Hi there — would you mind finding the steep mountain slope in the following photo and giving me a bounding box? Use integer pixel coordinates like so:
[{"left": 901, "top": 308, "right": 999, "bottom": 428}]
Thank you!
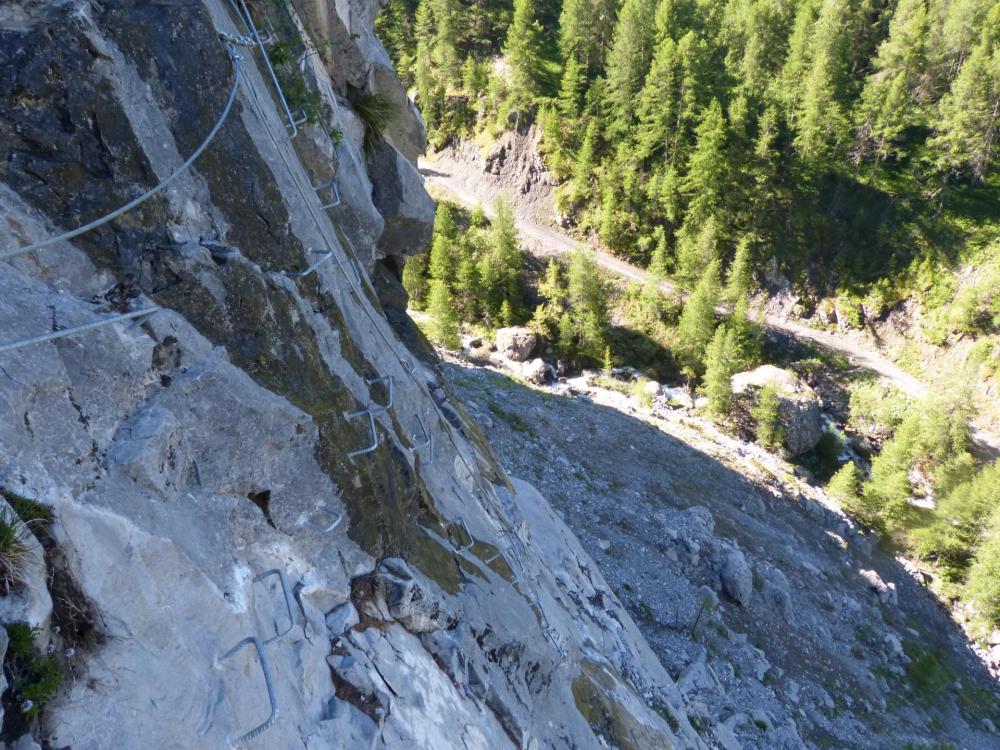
[
  {"left": 0, "top": 1, "right": 703, "bottom": 747},
  {"left": 448, "top": 359, "right": 1000, "bottom": 749}
]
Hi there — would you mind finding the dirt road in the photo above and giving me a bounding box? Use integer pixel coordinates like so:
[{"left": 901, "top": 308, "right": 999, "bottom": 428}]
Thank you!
[{"left": 421, "top": 160, "right": 999, "bottom": 454}]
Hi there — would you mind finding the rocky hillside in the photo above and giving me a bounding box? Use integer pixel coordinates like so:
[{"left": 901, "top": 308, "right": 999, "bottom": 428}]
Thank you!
[
  {"left": 0, "top": 1, "right": 704, "bottom": 748},
  {"left": 448, "top": 354, "right": 1000, "bottom": 750}
]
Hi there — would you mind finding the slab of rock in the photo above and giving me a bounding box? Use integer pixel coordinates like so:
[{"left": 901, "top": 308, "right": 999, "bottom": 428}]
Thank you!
[
  {"left": 731, "top": 365, "right": 823, "bottom": 455},
  {"left": 495, "top": 327, "right": 537, "bottom": 362},
  {"left": 368, "top": 140, "right": 435, "bottom": 258}
]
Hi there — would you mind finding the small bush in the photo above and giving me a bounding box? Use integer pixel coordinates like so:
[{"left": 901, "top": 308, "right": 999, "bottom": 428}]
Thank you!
[
  {"left": 353, "top": 92, "right": 400, "bottom": 152},
  {"left": 4, "top": 623, "right": 62, "bottom": 720},
  {"left": 0, "top": 489, "right": 53, "bottom": 528},
  {"left": 0, "top": 506, "right": 32, "bottom": 595}
]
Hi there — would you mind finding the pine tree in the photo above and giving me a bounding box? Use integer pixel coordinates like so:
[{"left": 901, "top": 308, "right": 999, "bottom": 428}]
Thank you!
[
  {"left": 431, "top": 0, "right": 462, "bottom": 88},
  {"left": 855, "top": 0, "right": 931, "bottom": 162},
  {"left": 538, "top": 259, "right": 567, "bottom": 304},
  {"left": 556, "top": 311, "right": 577, "bottom": 359},
  {"left": 724, "top": 236, "right": 753, "bottom": 302},
  {"left": 648, "top": 226, "right": 670, "bottom": 277},
  {"left": 559, "top": 53, "right": 588, "bottom": 123},
  {"left": 677, "top": 258, "right": 721, "bottom": 376},
  {"left": 572, "top": 120, "right": 600, "bottom": 202},
  {"left": 504, "top": 0, "right": 545, "bottom": 102},
  {"left": 675, "top": 101, "right": 729, "bottom": 265},
  {"left": 604, "top": 0, "right": 657, "bottom": 136},
  {"left": 479, "top": 197, "right": 524, "bottom": 320},
  {"left": 752, "top": 383, "right": 785, "bottom": 449},
  {"left": 931, "top": 12, "right": 1000, "bottom": 182},
  {"left": 828, "top": 461, "right": 861, "bottom": 506},
  {"left": 676, "top": 215, "right": 721, "bottom": 286},
  {"left": 730, "top": 296, "right": 762, "bottom": 369},
  {"left": 402, "top": 253, "right": 430, "bottom": 310},
  {"left": 433, "top": 202, "right": 458, "bottom": 239},
  {"left": 455, "top": 241, "right": 482, "bottom": 321},
  {"left": 428, "top": 233, "right": 453, "bottom": 281},
  {"left": 414, "top": 0, "right": 437, "bottom": 114},
  {"left": 428, "top": 278, "right": 460, "bottom": 348},
  {"left": 702, "top": 324, "right": 739, "bottom": 418},
  {"left": 791, "top": 0, "right": 858, "bottom": 163}
]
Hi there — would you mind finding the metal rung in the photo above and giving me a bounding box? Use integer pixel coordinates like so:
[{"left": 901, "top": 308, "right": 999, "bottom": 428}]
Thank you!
[
  {"left": 485, "top": 546, "right": 523, "bottom": 585},
  {"left": 344, "top": 408, "right": 379, "bottom": 458},
  {"left": 302, "top": 504, "right": 343, "bottom": 534},
  {"left": 284, "top": 249, "right": 333, "bottom": 279},
  {"left": 410, "top": 414, "right": 434, "bottom": 465},
  {"left": 253, "top": 569, "right": 295, "bottom": 644},
  {"left": 446, "top": 517, "right": 474, "bottom": 552},
  {"left": 364, "top": 375, "right": 394, "bottom": 414},
  {"left": 533, "top": 595, "right": 567, "bottom": 659},
  {"left": 217, "top": 636, "right": 278, "bottom": 746},
  {"left": 0, "top": 306, "right": 160, "bottom": 354},
  {"left": 234, "top": 0, "right": 303, "bottom": 139},
  {"left": 314, "top": 180, "right": 342, "bottom": 209}
]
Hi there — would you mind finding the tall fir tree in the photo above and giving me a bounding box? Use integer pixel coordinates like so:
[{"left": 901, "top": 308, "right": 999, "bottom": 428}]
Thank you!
[
  {"left": 604, "top": 0, "right": 658, "bottom": 137},
  {"left": 855, "top": 0, "right": 931, "bottom": 162},
  {"left": 931, "top": 9, "right": 1000, "bottom": 182},
  {"left": 702, "top": 324, "right": 740, "bottom": 417},
  {"left": 504, "top": 0, "right": 546, "bottom": 102},
  {"left": 428, "top": 278, "right": 461, "bottom": 348},
  {"left": 677, "top": 258, "right": 722, "bottom": 376}
]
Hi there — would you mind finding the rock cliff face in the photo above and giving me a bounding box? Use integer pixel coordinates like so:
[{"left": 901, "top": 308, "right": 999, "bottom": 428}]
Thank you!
[{"left": 0, "top": 1, "right": 702, "bottom": 748}]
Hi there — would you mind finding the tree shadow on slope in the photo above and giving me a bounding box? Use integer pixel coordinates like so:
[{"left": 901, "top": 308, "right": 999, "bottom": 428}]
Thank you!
[{"left": 445, "top": 363, "right": 1000, "bottom": 750}]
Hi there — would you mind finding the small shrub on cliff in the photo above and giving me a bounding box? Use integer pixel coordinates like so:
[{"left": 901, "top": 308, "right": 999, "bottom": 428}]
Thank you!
[
  {"left": 0, "top": 506, "right": 31, "bottom": 595},
  {"left": 4, "top": 623, "right": 62, "bottom": 720},
  {"left": 353, "top": 92, "right": 400, "bottom": 152}
]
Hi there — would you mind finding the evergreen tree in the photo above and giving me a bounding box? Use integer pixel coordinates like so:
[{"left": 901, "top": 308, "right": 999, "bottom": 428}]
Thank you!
[
  {"left": 828, "top": 461, "right": 861, "bottom": 506},
  {"left": 504, "top": 0, "right": 546, "bottom": 102},
  {"left": 428, "top": 278, "right": 460, "bottom": 348},
  {"left": 730, "top": 296, "right": 763, "bottom": 369},
  {"left": 402, "top": 253, "right": 430, "bottom": 310},
  {"left": 677, "top": 258, "right": 721, "bottom": 376},
  {"left": 752, "top": 383, "right": 785, "bottom": 449},
  {"left": 676, "top": 101, "right": 729, "bottom": 256},
  {"left": 455, "top": 241, "right": 482, "bottom": 320},
  {"left": 648, "top": 226, "right": 671, "bottom": 277},
  {"left": 702, "top": 324, "right": 739, "bottom": 417},
  {"left": 434, "top": 202, "right": 458, "bottom": 239},
  {"left": 556, "top": 311, "right": 577, "bottom": 358},
  {"left": 558, "top": 53, "right": 588, "bottom": 123},
  {"left": 855, "top": 0, "right": 931, "bottom": 162},
  {"left": 791, "top": 0, "right": 860, "bottom": 163},
  {"left": 431, "top": 0, "right": 462, "bottom": 88},
  {"left": 479, "top": 197, "right": 524, "bottom": 320},
  {"left": 931, "top": 12, "right": 1000, "bottom": 182},
  {"left": 724, "top": 236, "right": 753, "bottom": 302},
  {"left": 604, "top": 0, "right": 658, "bottom": 136},
  {"left": 428, "top": 233, "right": 454, "bottom": 281},
  {"left": 676, "top": 215, "right": 721, "bottom": 286}
]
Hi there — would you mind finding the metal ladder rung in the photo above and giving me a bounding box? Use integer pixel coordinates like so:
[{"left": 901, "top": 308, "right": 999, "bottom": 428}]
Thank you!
[
  {"left": 253, "top": 569, "right": 296, "bottom": 644},
  {"left": 216, "top": 635, "right": 278, "bottom": 745}
]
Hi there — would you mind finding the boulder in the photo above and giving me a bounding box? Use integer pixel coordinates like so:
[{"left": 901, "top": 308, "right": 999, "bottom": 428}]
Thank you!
[
  {"left": 368, "top": 140, "right": 435, "bottom": 258},
  {"left": 860, "top": 569, "right": 898, "bottom": 607},
  {"left": 720, "top": 548, "right": 753, "bottom": 607},
  {"left": 522, "top": 358, "right": 554, "bottom": 385},
  {"left": 731, "top": 365, "right": 824, "bottom": 455},
  {"left": 495, "top": 327, "right": 538, "bottom": 362}
]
